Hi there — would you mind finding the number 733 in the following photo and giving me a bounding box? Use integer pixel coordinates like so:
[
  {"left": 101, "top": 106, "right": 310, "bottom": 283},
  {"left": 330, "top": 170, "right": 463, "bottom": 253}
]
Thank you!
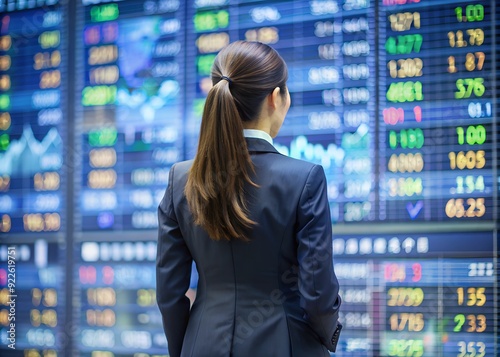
[{"left": 454, "top": 314, "right": 486, "bottom": 332}]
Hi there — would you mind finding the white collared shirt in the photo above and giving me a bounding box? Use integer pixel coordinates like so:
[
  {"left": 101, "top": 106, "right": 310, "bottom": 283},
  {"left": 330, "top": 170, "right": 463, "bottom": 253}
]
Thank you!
[{"left": 243, "top": 129, "right": 273, "bottom": 145}]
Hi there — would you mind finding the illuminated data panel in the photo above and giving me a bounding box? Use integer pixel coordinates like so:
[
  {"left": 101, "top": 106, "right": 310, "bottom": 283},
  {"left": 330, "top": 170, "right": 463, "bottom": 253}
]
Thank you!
[
  {"left": 381, "top": 258, "right": 495, "bottom": 357},
  {"left": 0, "top": 242, "right": 65, "bottom": 356},
  {"left": 66, "top": 2, "right": 497, "bottom": 357},
  {"left": 184, "top": 0, "right": 230, "bottom": 157},
  {"left": 331, "top": 231, "right": 495, "bottom": 356},
  {"left": 0, "top": 1, "right": 65, "bottom": 234},
  {"left": 273, "top": 0, "right": 375, "bottom": 224},
  {"left": 185, "top": 0, "right": 376, "bottom": 223},
  {"left": 378, "top": 0, "right": 495, "bottom": 222},
  {"left": 496, "top": 2, "right": 500, "bottom": 221},
  {"left": 78, "top": 0, "right": 185, "bottom": 231},
  {"left": 75, "top": 241, "right": 167, "bottom": 356}
]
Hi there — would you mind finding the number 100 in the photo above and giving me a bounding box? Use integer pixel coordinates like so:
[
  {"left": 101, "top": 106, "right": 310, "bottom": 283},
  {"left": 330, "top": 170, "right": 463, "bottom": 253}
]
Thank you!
[{"left": 456, "top": 125, "right": 486, "bottom": 145}]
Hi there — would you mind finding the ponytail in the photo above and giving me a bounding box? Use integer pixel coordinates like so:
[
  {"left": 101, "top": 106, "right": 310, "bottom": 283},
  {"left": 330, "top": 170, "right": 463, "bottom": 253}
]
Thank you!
[
  {"left": 185, "top": 77, "right": 257, "bottom": 241},
  {"left": 185, "top": 41, "right": 288, "bottom": 241}
]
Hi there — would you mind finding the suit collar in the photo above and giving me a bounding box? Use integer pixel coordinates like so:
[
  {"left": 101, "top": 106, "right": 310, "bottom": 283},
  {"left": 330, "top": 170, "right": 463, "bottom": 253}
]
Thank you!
[
  {"left": 243, "top": 129, "right": 273, "bottom": 145},
  {"left": 245, "top": 137, "right": 280, "bottom": 154}
]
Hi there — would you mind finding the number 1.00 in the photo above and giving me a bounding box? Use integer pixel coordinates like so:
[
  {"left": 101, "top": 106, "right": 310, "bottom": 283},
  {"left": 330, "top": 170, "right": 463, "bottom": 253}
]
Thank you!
[{"left": 456, "top": 125, "right": 486, "bottom": 145}]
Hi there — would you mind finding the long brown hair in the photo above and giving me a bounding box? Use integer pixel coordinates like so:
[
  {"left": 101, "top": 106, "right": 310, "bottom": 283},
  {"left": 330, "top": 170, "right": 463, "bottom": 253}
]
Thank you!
[{"left": 185, "top": 41, "right": 288, "bottom": 241}]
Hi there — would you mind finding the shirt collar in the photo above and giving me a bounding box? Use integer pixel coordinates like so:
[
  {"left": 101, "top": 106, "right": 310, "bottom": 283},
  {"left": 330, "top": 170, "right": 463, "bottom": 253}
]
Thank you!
[{"left": 243, "top": 129, "right": 273, "bottom": 146}]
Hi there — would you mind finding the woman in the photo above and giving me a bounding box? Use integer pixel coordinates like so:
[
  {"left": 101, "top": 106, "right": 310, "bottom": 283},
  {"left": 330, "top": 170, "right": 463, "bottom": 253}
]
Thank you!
[{"left": 156, "top": 41, "right": 342, "bottom": 357}]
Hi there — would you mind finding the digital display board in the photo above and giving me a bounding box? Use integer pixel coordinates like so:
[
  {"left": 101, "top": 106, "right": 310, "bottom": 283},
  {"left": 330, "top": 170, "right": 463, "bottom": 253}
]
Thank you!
[
  {"left": 75, "top": 240, "right": 167, "bottom": 356},
  {"left": 185, "top": 0, "right": 377, "bottom": 223},
  {"left": 0, "top": 241, "right": 65, "bottom": 356},
  {"left": 378, "top": 0, "right": 496, "bottom": 223},
  {"left": 77, "top": 0, "right": 185, "bottom": 231},
  {"left": 0, "top": 2, "right": 67, "bottom": 354},
  {"left": 332, "top": 232, "right": 495, "bottom": 356},
  {"left": 74, "top": 0, "right": 499, "bottom": 229},
  {"left": 0, "top": 0, "right": 498, "bottom": 356},
  {"left": 0, "top": 0, "right": 65, "bottom": 234}
]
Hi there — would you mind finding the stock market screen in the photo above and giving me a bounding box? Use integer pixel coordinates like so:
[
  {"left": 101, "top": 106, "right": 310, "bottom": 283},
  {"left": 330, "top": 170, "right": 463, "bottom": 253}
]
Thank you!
[
  {"left": 0, "top": 1, "right": 66, "bottom": 355},
  {"left": 77, "top": 0, "right": 186, "bottom": 231},
  {"left": 379, "top": 1, "right": 496, "bottom": 223},
  {"left": 0, "top": 241, "right": 65, "bottom": 355},
  {"left": 0, "top": 0, "right": 498, "bottom": 356},
  {"left": 0, "top": 0, "right": 65, "bottom": 235}
]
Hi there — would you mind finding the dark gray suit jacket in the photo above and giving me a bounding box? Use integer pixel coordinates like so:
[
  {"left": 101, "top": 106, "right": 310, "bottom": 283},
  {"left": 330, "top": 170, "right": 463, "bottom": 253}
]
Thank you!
[{"left": 156, "top": 138, "right": 342, "bottom": 357}]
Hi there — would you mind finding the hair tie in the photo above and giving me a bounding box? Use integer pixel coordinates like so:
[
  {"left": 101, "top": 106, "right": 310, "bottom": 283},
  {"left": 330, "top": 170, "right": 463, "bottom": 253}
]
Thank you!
[{"left": 220, "top": 75, "right": 232, "bottom": 84}]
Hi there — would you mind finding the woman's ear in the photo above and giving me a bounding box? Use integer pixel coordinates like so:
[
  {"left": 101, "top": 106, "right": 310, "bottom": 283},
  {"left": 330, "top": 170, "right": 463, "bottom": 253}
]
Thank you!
[{"left": 268, "top": 87, "right": 282, "bottom": 109}]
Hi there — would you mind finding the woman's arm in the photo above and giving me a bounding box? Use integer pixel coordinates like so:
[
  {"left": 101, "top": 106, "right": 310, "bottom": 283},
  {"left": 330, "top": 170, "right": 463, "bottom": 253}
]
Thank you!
[
  {"left": 156, "top": 164, "right": 193, "bottom": 357},
  {"left": 296, "top": 164, "right": 342, "bottom": 352}
]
